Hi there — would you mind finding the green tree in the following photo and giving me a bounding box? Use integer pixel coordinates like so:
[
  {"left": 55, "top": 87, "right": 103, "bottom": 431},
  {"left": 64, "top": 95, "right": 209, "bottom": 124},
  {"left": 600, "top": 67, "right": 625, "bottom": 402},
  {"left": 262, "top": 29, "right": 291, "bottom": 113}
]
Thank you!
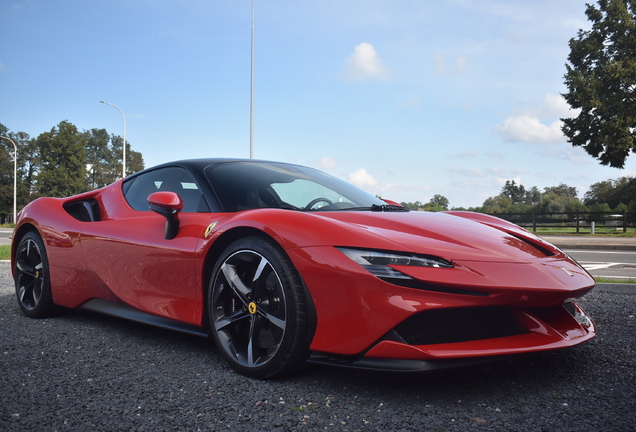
[
  {"left": 401, "top": 195, "right": 450, "bottom": 212},
  {"left": 400, "top": 200, "right": 424, "bottom": 210},
  {"left": 85, "top": 128, "right": 116, "bottom": 189},
  {"left": 561, "top": 0, "right": 636, "bottom": 168},
  {"left": 481, "top": 195, "right": 513, "bottom": 213},
  {"left": 0, "top": 124, "right": 38, "bottom": 220},
  {"left": 500, "top": 180, "right": 526, "bottom": 204},
  {"left": 0, "top": 124, "right": 14, "bottom": 219},
  {"left": 36, "top": 121, "right": 87, "bottom": 197},
  {"left": 109, "top": 134, "right": 145, "bottom": 178},
  {"left": 428, "top": 194, "right": 449, "bottom": 211},
  {"left": 543, "top": 183, "right": 578, "bottom": 199},
  {"left": 585, "top": 176, "right": 636, "bottom": 209},
  {"left": 85, "top": 130, "right": 145, "bottom": 188},
  {"left": 524, "top": 186, "right": 542, "bottom": 205},
  {"left": 17, "top": 134, "right": 42, "bottom": 200}
]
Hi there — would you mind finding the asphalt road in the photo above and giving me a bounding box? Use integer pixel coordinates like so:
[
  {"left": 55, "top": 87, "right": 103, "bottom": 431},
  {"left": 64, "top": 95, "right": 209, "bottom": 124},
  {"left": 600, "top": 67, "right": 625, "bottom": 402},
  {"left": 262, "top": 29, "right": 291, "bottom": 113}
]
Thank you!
[
  {"left": 0, "top": 262, "right": 635, "bottom": 432},
  {"left": 566, "top": 250, "right": 636, "bottom": 280},
  {"left": 0, "top": 229, "right": 11, "bottom": 246}
]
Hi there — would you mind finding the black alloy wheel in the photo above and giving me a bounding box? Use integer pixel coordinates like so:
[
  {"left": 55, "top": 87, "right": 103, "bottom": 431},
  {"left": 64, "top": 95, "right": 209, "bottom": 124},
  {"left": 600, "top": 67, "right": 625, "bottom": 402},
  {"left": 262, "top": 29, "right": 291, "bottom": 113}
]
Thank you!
[
  {"left": 14, "top": 231, "right": 55, "bottom": 318},
  {"left": 208, "top": 236, "right": 309, "bottom": 379}
]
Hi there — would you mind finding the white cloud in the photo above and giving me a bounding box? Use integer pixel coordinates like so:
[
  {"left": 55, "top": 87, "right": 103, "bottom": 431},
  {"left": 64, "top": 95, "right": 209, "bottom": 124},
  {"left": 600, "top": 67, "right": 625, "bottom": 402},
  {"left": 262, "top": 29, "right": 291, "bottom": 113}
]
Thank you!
[
  {"left": 486, "top": 150, "right": 505, "bottom": 159},
  {"left": 494, "top": 94, "right": 581, "bottom": 144},
  {"left": 0, "top": 62, "right": 6, "bottom": 71},
  {"left": 347, "top": 168, "right": 379, "bottom": 187},
  {"left": 486, "top": 166, "right": 526, "bottom": 175},
  {"left": 541, "top": 93, "right": 573, "bottom": 118},
  {"left": 317, "top": 156, "right": 337, "bottom": 169},
  {"left": 534, "top": 146, "right": 593, "bottom": 165},
  {"left": 434, "top": 55, "right": 468, "bottom": 75},
  {"left": 343, "top": 43, "right": 389, "bottom": 81},
  {"left": 449, "top": 167, "right": 487, "bottom": 177},
  {"left": 396, "top": 96, "right": 420, "bottom": 109},
  {"left": 455, "top": 56, "right": 468, "bottom": 72},
  {"left": 449, "top": 150, "right": 477, "bottom": 158},
  {"left": 495, "top": 115, "right": 564, "bottom": 144}
]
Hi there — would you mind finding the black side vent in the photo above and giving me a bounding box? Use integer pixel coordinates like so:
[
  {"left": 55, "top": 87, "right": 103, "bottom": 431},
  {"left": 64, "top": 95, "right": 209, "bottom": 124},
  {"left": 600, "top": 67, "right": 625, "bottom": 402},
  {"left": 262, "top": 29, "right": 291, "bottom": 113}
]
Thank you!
[
  {"left": 385, "top": 306, "right": 528, "bottom": 346},
  {"left": 64, "top": 199, "right": 101, "bottom": 222}
]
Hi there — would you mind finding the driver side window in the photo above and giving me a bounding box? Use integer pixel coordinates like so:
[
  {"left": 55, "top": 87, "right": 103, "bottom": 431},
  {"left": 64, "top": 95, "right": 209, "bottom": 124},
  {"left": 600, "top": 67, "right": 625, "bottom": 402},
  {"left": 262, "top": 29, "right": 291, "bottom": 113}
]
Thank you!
[{"left": 123, "top": 167, "right": 210, "bottom": 212}]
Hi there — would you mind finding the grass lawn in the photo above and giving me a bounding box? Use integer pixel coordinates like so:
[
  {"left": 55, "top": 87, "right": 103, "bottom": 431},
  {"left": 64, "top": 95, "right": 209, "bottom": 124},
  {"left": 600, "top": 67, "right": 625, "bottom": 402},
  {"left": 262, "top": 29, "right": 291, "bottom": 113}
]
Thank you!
[
  {"left": 0, "top": 245, "right": 10, "bottom": 260},
  {"left": 594, "top": 276, "right": 636, "bottom": 284},
  {"left": 526, "top": 227, "right": 636, "bottom": 236}
]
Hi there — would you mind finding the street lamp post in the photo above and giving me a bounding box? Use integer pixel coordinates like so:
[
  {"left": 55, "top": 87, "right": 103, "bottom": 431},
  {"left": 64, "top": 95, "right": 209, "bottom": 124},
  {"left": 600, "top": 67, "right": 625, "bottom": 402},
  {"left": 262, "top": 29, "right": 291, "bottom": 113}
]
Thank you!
[
  {"left": 0, "top": 136, "right": 17, "bottom": 224},
  {"left": 250, "top": 0, "right": 255, "bottom": 159},
  {"left": 100, "top": 100, "right": 127, "bottom": 178}
]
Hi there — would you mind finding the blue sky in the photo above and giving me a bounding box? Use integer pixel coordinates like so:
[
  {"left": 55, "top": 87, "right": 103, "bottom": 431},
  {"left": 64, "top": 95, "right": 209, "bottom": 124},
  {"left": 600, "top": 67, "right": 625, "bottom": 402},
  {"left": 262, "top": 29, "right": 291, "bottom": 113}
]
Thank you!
[{"left": 1, "top": 0, "right": 634, "bottom": 208}]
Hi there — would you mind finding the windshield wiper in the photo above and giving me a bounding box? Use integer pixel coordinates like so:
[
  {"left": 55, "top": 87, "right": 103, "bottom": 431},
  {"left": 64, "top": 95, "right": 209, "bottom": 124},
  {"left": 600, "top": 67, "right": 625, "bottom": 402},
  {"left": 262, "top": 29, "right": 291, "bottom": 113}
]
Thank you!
[
  {"left": 333, "top": 204, "right": 409, "bottom": 212},
  {"left": 371, "top": 204, "right": 410, "bottom": 212}
]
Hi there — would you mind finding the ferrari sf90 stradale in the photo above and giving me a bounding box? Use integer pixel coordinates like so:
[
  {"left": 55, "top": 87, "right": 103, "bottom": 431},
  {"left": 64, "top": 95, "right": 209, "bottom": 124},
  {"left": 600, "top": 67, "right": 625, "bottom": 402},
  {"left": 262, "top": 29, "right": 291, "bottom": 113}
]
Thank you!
[{"left": 12, "top": 159, "right": 595, "bottom": 378}]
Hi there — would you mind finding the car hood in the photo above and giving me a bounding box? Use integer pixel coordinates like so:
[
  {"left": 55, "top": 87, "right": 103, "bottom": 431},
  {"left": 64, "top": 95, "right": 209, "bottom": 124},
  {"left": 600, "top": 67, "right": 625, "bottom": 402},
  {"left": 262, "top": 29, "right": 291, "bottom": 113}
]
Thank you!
[{"left": 314, "top": 211, "right": 558, "bottom": 263}]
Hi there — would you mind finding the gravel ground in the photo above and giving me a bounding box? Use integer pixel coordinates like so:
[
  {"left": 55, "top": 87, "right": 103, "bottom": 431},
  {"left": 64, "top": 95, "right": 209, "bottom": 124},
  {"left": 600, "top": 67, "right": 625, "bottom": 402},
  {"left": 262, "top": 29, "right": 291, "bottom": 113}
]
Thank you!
[{"left": 0, "top": 261, "right": 634, "bottom": 432}]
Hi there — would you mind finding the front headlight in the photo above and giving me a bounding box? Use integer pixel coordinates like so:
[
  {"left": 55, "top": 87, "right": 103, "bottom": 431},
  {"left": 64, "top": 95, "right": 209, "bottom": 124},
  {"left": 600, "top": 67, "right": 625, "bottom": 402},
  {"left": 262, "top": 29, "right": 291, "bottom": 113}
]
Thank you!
[{"left": 337, "top": 247, "right": 453, "bottom": 280}]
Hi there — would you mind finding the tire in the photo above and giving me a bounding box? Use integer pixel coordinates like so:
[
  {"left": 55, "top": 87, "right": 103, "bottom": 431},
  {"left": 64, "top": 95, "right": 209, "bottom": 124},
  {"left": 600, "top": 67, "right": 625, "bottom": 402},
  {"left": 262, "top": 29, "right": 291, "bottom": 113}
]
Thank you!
[
  {"left": 14, "top": 231, "right": 56, "bottom": 318},
  {"left": 208, "top": 236, "right": 309, "bottom": 379}
]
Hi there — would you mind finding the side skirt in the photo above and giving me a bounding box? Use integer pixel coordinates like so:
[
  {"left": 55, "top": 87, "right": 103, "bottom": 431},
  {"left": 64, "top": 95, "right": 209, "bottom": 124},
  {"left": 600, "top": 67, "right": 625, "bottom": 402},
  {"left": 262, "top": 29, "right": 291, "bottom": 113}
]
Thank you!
[{"left": 80, "top": 298, "right": 210, "bottom": 338}]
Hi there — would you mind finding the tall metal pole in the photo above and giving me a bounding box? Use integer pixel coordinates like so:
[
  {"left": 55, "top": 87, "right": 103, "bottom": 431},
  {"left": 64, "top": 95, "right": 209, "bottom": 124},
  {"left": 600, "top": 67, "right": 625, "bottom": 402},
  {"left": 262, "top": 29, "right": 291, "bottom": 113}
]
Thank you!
[
  {"left": 0, "top": 136, "right": 17, "bottom": 224},
  {"left": 100, "top": 101, "right": 127, "bottom": 178},
  {"left": 250, "top": 0, "right": 255, "bottom": 159}
]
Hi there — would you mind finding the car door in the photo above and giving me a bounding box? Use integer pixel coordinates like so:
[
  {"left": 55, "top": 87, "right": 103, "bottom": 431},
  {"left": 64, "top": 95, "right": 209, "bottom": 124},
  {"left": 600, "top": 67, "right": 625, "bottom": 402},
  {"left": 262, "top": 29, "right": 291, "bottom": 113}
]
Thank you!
[{"left": 79, "top": 166, "right": 213, "bottom": 325}]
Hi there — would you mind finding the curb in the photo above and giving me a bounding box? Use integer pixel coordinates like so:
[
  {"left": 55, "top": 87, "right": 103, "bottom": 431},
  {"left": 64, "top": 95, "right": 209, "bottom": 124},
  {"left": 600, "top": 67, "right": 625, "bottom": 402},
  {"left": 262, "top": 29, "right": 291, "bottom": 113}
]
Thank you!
[
  {"left": 552, "top": 243, "right": 636, "bottom": 251},
  {"left": 540, "top": 235, "right": 636, "bottom": 252}
]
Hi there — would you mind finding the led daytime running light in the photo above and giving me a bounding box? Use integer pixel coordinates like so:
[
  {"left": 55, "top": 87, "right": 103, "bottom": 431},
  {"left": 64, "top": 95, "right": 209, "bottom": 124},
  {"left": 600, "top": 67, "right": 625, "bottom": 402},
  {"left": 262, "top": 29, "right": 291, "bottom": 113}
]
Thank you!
[{"left": 338, "top": 248, "right": 452, "bottom": 279}]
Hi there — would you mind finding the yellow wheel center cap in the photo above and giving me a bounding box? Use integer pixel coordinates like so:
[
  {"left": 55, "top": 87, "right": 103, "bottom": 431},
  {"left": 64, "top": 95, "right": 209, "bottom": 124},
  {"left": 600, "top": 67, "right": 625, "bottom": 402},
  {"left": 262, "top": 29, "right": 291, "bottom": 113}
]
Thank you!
[{"left": 248, "top": 302, "right": 257, "bottom": 314}]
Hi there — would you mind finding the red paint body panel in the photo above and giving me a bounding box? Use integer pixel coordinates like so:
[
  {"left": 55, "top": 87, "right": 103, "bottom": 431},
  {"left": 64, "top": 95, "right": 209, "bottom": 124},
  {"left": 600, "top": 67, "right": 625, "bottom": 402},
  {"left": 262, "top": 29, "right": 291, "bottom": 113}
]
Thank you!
[{"left": 11, "top": 168, "right": 596, "bottom": 367}]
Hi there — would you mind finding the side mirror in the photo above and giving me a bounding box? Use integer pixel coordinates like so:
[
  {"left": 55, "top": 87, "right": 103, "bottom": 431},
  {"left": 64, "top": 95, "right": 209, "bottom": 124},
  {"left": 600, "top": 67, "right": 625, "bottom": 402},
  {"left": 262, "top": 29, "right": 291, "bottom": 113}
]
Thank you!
[{"left": 148, "top": 191, "right": 183, "bottom": 240}]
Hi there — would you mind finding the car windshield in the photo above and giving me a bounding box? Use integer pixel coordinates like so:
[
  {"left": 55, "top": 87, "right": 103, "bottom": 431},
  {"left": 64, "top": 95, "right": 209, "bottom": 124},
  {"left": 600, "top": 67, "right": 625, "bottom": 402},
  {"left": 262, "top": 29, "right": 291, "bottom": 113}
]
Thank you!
[{"left": 204, "top": 161, "right": 388, "bottom": 212}]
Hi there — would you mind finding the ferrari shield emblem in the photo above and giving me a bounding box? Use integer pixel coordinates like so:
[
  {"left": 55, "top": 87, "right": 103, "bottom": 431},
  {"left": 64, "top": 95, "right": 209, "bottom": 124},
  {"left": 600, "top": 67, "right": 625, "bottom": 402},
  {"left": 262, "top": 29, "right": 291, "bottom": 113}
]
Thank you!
[{"left": 205, "top": 222, "right": 218, "bottom": 238}]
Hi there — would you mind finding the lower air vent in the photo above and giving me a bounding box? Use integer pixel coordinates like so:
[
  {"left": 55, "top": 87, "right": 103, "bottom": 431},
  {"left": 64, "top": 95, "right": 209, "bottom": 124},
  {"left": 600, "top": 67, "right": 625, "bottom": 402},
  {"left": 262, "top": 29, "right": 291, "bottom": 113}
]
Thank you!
[{"left": 385, "top": 306, "right": 528, "bottom": 346}]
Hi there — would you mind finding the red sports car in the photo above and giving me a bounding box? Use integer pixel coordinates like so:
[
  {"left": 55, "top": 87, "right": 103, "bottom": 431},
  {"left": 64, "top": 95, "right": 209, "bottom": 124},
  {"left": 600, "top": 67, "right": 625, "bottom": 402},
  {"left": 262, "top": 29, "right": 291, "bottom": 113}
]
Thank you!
[{"left": 12, "top": 159, "right": 596, "bottom": 378}]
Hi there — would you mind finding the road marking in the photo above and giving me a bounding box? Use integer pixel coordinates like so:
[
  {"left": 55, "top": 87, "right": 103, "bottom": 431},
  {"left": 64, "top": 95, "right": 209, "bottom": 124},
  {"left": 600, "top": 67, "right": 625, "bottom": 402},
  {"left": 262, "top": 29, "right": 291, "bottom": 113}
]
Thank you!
[
  {"left": 580, "top": 262, "right": 622, "bottom": 270},
  {"left": 564, "top": 250, "right": 636, "bottom": 255}
]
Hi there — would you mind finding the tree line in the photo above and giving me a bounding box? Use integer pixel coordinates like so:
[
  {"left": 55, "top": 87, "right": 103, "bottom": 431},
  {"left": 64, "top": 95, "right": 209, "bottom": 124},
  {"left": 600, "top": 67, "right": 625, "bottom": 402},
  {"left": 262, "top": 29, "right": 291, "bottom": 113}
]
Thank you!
[
  {"left": 0, "top": 120, "right": 144, "bottom": 221},
  {"left": 476, "top": 178, "right": 635, "bottom": 215},
  {"left": 401, "top": 177, "right": 636, "bottom": 215}
]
